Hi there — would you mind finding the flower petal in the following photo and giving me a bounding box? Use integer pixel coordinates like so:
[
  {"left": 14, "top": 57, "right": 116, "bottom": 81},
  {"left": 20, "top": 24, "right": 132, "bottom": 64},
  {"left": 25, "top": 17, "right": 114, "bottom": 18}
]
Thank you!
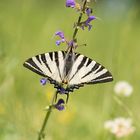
[
  {"left": 114, "top": 81, "right": 133, "bottom": 97},
  {"left": 56, "top": 40, "right": 61, "bottom": 46},
  {"left": 56, "top": 98, "right": 65, "bottom": 105},
  {"left": 86, "top": 8, "right": 92, "bottom": 16},
  {"left": 56, "top": 105, "right": 65, "bottom": 111},
  {"left": 68, "top": 40, "right": 74, "bottom": 47},
  {"left": 55, "top": 31, "right": 65, "bottom": 39},
  {"left": 40, "top": 78, "right": 47, "bottom": 85},
  {"left": 54, "top": 98, "right": 65, "bottom": 111},
  {"left": 66, "top": 0, "right": 76, "bottom": 8},
  {"left": 85, "top": 15, "right": 96, "bottom": 24}
]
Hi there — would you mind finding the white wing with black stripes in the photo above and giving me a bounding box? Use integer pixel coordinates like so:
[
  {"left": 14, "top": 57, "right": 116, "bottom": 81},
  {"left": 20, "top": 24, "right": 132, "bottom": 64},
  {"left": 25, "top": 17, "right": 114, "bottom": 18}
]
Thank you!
[
  {"left": 23, "top": 51, "right": 113, "bottom": 93},
  {"left": 24, "top": 51, "right": 65, "bottom": 83},
  {"left": 69, "top": 54, "right": 113, "bottom": 85}
]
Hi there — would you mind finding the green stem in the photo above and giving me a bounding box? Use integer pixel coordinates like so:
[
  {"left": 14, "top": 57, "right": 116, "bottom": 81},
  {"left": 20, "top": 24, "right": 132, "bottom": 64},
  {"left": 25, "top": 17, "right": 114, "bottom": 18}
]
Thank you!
[
  {"left": 38, "top": 91, "right": 57, "bottom": 140},
  {"left": 72, "top": 0, "right": 87, "bottom": 40},
  {"left": 72, "top": 13, "right": 83, "bottom": 40}
]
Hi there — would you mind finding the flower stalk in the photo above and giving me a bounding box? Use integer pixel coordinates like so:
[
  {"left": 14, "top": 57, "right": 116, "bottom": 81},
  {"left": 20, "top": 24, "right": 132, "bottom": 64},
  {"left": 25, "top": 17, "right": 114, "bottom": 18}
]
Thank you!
[
  {"left": 72, "top": 0, "right": 87, "bottom": 40},
  {"left": 38, "top": 106, "right": 52, "bottom": 140},
  {"left": 38, "top": 91, "right": 57, "bottom": 140}
]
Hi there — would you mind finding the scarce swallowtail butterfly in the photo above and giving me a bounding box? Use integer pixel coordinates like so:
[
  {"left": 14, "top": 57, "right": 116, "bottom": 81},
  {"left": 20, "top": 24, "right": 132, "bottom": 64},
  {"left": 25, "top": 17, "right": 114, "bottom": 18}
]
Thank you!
[{"left": 23, "top": 49, "right": 113, "bottom": 98}]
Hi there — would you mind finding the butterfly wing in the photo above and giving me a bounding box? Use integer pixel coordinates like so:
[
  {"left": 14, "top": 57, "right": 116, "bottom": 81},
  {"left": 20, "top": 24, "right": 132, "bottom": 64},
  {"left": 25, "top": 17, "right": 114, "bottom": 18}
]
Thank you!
[
  {"left": 67, "top": 52, "right": 113, "bottom": 90},
  {"left": 23, "top": 51, "right": 66, "bottom": 85},
  {"left": 23, "top": 51, "right": 113, "bottom": 93}
]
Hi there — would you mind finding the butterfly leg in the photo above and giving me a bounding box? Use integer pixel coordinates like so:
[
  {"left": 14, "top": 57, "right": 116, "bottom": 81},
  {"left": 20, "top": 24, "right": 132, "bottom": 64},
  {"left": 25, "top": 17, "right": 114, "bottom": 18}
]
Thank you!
[
  {"left": 54, "top": 91, "right": 59, "bottom": 103},
  {"left": 66, "top": 93, "right": 69, "bottom": 103}
]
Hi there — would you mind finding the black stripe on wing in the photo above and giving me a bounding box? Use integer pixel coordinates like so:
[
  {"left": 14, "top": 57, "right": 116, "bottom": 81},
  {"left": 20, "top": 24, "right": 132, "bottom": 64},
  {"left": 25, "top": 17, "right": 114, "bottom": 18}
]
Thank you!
[
  {"left": 88, "top": 71, "right": 113, "bottom": 84},
  {"left": 70, "top": 56, "right": 87, "bottom": 81},
  {"left": 54, "top": 51, "right": 62, "bottom": 80},
  {"left": 41, "top": 53, "right": 52, "bottom": 73},
  {"left": 23, "top": 58, "right": 46, "bottom": 77},
  {"left": 81, "top": 61, "right": 100, "bottom": 79}
]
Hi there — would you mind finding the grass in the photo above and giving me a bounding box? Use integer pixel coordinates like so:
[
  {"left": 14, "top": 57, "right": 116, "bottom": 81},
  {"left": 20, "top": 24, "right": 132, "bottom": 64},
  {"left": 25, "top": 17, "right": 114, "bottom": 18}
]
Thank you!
[{"left": 0, "top": 0, "right": 140, "bottom": 139}]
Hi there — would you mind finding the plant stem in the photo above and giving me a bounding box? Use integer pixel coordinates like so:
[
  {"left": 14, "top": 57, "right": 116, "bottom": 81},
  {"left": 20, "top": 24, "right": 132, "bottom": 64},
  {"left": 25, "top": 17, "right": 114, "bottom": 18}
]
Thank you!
[
  {"left": 72, "top": 13, "right": 82, "bottom": 40},
  {"left": 38, "top": 91, "right": 57, "bottom": 140},
  {"left": 38, "top": 107, "right": 52, "bottom": 140},
  {"left": 72, "top": 0, "right": 87, "bottom": 40},
  {"left": 38, "top": 1, "right": 88, "bottom": 139}
]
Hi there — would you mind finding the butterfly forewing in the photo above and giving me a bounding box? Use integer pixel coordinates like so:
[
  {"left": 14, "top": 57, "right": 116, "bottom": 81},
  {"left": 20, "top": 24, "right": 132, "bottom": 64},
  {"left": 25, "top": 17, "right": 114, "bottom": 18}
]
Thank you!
[
  {"left": 23, "top": 56, "right": 47, "bottom": 77},
  {"left": 23, "top": 51, "right": 65, "bottom": 83}
]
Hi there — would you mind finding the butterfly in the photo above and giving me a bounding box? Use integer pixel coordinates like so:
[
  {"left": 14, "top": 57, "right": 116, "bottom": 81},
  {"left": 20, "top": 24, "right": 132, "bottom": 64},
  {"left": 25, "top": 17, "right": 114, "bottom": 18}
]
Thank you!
[{"left": 23, "top": 48, "right": 113, "bottom": 101}]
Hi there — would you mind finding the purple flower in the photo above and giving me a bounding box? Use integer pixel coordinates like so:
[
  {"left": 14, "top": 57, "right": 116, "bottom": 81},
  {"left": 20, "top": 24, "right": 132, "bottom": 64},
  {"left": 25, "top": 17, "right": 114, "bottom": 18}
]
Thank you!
[
  {"left": 86, "top": 8, "right": 92, "bottom": 16},
  {"left": 66, "top": 0, "right": 76, "bottom": 8},
  {"left": 68, "top": 40, "right": 74, "bottom": 47},
  {"left": 55, "top": 31, "right": 65, "bottom": 39},
  {"left": 56, "top": 39, "right": 65, "bottom": 46},
  {"left": 40, "top": 78, "right": 47, "bottom": 85},
  {"left": 85, "top": 15, "right": 96, "bottom": 24},
  {"left": 60, "top": 39, "right": 65, "bottom": 43},
  {"left": 54, "top": 98, "right": 65, "bottom": 111},
  {"left": 56, "top": 40, "right": 61, "bottom": 46},
  {"left": 81, "top": 15, "right": 96, "bottom": 31},
  {"left": 55, "top": 31, "right": 65, "bottom": 46}
]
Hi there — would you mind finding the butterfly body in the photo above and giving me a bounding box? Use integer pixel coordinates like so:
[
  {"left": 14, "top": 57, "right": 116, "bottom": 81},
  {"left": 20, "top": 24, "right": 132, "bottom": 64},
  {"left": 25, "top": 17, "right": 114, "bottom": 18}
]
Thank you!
[
  {"left": 23, "top": 50, "right": 113, "bottom": 95},
  {"left": 62, "top": 49, "right": 75, "bottom": 84}
]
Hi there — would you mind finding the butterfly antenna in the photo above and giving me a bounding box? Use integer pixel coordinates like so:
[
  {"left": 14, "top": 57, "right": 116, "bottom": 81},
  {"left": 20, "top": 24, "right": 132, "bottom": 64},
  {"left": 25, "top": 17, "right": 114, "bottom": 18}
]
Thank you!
[
  {"left": 74, "top": 43, "right": 87, "bottom": 49},
  {"left": 79, "top": 43, "right": 87, "bottom": 47}
]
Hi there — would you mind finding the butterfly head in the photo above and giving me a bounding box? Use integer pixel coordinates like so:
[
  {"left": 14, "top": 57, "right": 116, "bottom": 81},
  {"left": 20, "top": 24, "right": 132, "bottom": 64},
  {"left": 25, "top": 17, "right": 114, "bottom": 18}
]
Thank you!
[{"left": 62, "top": 79, "right": 68, "bottom": 84}]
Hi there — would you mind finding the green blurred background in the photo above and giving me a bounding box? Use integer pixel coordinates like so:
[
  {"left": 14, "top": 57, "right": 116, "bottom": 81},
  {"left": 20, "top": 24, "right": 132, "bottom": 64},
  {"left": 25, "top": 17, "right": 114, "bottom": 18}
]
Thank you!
[{"left": 0, "top": 0, "right": 140, "bottom": 139}]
